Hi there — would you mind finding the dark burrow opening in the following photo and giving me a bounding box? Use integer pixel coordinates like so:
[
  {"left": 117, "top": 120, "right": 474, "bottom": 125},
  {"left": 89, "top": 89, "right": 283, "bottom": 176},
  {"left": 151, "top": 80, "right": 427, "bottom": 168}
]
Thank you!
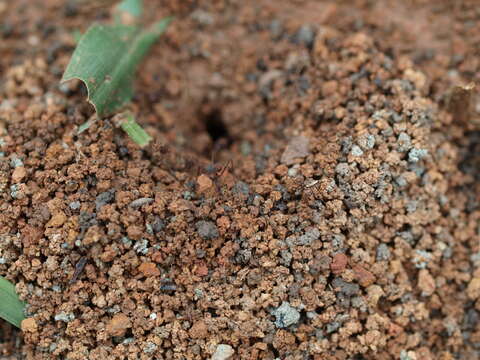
[{"left": 202, "top": 107, "right": 232, "bottom": 149}]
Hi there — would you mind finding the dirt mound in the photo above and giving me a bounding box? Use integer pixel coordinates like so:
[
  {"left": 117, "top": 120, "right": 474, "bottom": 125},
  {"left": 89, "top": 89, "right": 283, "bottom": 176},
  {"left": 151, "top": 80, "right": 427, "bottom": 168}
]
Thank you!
[{"left": 1, "top": 1, "right": 480, "bottom": 360}]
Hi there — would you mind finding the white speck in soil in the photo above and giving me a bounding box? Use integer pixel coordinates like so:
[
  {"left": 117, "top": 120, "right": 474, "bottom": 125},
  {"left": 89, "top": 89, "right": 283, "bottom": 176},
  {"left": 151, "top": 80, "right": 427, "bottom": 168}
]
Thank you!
[{"left": 133, "top": 239, "right": 149, "bottom": 255}]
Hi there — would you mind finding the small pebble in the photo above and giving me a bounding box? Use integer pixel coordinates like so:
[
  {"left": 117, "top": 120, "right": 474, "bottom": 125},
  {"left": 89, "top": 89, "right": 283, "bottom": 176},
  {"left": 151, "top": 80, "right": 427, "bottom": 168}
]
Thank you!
[
  {"left": 69, "top": 201, "right": 81, "bottom": 210},
  {"left": 408, "top": 148, "right": 428, "bottom": 162},
  {"left": 129, "top": 197, "right": 154, "bottom": 208},
  {"left": 271, "top": 301, "right": 300, "bottom": 328},
  {"left": 294, "top": 24, "right": 315, "bottom": 48},
  {"left": 376, "top": 243, "right": 391, "bottom": 261},
  {"left": 106, "top": 313, "right": 131, "bottom": 337},
  {"left": 350, "top": 145, "right": 364, "bottom": 157},
  {"left": 211, "top": 344, "right": 235, "bottom": 360},
  {"left": 21, "top": 318, "right": 37, "bottom": 333},
  {"left": 196, "top": 221, "right": 219, "bottom": 240},
  {"left": 54, "top": 312, "right": 75, "bottom": 323}
]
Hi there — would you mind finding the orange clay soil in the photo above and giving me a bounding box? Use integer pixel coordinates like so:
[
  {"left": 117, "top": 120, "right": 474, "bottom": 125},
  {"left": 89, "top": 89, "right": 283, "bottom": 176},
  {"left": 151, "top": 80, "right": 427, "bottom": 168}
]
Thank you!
[{"left": 1, "top": 1, "right": 480, "bottom": 359}]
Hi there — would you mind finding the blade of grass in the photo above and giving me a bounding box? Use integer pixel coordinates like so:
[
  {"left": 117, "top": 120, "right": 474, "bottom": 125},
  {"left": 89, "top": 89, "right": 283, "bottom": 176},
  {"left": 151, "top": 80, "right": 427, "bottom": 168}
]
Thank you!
[
  {"left": 120, "top": 113, "right": 152, "bottom": 147},
  {"left": 61, "top": 17, "right": 172, "bottom": 118},
  {"left": 0, "top": 276, "right": 25, "bottom": 328}
]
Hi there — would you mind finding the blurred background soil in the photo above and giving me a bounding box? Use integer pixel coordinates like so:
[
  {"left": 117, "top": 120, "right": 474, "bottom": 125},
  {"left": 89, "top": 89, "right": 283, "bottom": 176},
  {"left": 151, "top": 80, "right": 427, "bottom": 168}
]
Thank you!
[{"left": 1, "top": 0, "right": 480, "bottom": 359}]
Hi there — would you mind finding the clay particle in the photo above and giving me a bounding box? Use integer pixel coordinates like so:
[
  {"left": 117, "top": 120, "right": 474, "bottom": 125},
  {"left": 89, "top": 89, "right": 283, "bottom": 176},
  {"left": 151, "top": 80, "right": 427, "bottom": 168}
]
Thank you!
[
  {"left": 467, "top": 277, "right": 480, "bottom": 300},
  {"left": 11, "top": 166, "right": 26, "bottom": 183},
  {"left": 138, "top": 262, "right": 160, "bottom": 277},
  {"left": 106, "top": 313, "right": 131, "bottom": 337},
  {"left": 21, "top": 317, "right": 37, "bottom": 332},
  {"left": 331, "top": 253, "right": 348, "bottom": 275},
  {"left": 353, "top": 265, "right": 376, "bottom": 287}
]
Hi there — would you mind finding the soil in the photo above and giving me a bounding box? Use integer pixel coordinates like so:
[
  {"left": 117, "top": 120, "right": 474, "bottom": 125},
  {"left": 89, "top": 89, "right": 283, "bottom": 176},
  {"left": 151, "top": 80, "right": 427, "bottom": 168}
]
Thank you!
[{"left": 1, "top": 0, "right": 480, "bottom": 359}]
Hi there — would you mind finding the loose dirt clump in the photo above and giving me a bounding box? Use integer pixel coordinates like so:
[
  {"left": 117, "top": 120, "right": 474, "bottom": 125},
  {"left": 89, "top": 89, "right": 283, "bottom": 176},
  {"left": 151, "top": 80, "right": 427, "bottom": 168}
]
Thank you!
[{"left": 1, "top": 1, "right": 480, "bottom": 360}]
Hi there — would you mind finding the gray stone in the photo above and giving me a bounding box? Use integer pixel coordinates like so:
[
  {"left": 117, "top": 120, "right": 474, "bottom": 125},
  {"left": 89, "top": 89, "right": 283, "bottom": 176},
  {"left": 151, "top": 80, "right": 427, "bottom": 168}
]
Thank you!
[
  {"left": 335, "top": 163, "right": 350, "bottom": 177},
  {"left": 54, "top": 312, "right": 75, "bottom": 323},
  {"left": 133, "top": 239, "right": 149, "bottom": 255},
  {"left": 271, "top": 302, "right": 300, "bottom": 328},
  {"left": 376, "top": 243, "right": 391, "bottom": 261},
  {"left": 294, "top": 25, "right": 315, "bottom": 48},
  {"left": 196, "top": 221, "right": 219, "bottom": 240},
  {"left": 10, "top": 157, "right": 23, "bottom": 168},
  {"left": 408, "top": 148, "right": 428, "bottom": 163},
  {"left": 129, "top": 197, "right": 154, "bottom": 208},
  {"left": 358, "top": 134, "right": 376, "bottom": 150},
  {"left": 279, "top": 250, "right": 292, "bottom": 266},
  {"left": 69, "top": 201, "right": 81, "bottom": 210},
  {"left": 152, "top": 217, "right": 165, "bottom": 233},
  {"left": 397, "top": 132, "right": 412, "bottom": 152},
  {"left": 143, "top": 342, "right": 157, "bottom": 354},
  {"left": 95, "top": 190, "right": 115, "bottom": 212},
  {"left": 350, "top": 145, "right": 364, "bottom": 157},
  {"left": 296, "top": 228, "right": 320, "bottom": 246},
  {"left": 232, "top": 181, "right": 250, "bottom": 197},
  {"left": 269, "top": 20, "right": 283, "bottom": 38},
  {"left": 332, "top": 278, "right": 360, "bottom": 296},
  {"left": 326, "top": 321, "right": 341, "bottom": 334}
]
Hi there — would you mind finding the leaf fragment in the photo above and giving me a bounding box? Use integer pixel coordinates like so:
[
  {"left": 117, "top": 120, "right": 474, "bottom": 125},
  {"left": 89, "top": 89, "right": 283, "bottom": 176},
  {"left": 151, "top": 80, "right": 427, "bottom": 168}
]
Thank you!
[
  {"left": 0, "top": 275, "right": 25, "bottom": 329},
  {"left": 62, "top": 17, "right": 172, "bottom": 118}
]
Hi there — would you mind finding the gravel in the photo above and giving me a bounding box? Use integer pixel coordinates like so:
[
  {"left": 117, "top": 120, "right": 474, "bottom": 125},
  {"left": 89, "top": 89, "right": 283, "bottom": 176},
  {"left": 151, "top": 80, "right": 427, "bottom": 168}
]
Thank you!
[
  {"left": 294, "top": 24, "right": 315, "bottom": 48},
  {"left": 376, "top": 243, "right": 391, "bottom": 261},
  {"left": 350, "top": 145, "right": 364, "bottom": 157},
  {"left": 211, "top": 344, "right": 235, "bottom": 360},
  {"left": 129, "top": 197, "right": 154, "bottom": 208},
  {"left": 332, "top": 278, "right": 360, "bottom": 297},
  {"left": 196, "top": 221, "right": 219, "bottom": 240},
  {"left": 408, "top": 148, "right": 428, "bottom": 162},
  {"left": 271, "top": 301, "right": 301, "bottom": 328},
  {"left": 95, "top": 190, "right": 115, "bottom": 212}
]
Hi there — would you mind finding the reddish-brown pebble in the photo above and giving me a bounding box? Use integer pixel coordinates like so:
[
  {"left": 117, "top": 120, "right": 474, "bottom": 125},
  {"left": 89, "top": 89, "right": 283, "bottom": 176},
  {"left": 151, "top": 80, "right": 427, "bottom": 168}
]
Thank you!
[
  {"left": 138, "top": 262, "right": 160, "bottom": 277},
  {"left": 467, "top": 277, "right": 480, "bottom": 300},
  {"left": 418, "top": 269, "right": 436, "bottom": 296},
  {"left": 46, "top": 212, "right": 66, "bottom": 228},
  {"left": 11, "top": 166, "right": 26, "bottom": 183},
  {"left": 388, "top": 322, "right": 403, "bottom": 336},
  {"left": 195, "top": 263, "right": 209, "bottom": 277},
  {"left": 197, "top": 174, "right": 213, "bottom": 194},
  {"left": 106, "top": 313, "right": 131, "bottom": 337},
  {"left": 353, "top": 265, "right": 376, "bottom": 287},
  {"left": 188, "top": 320, "right": 208, "bottom": 339},
  {"left": 331, "top": 253, "right": 348, "bottom": 275},
  {"left": 21, "top": 317, "right": 37, "bottom": 332}
]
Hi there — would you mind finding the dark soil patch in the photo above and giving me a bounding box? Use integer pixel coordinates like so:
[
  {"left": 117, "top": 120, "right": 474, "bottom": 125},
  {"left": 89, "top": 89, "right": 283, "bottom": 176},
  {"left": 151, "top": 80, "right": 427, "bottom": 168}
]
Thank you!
[{"left": 1, "top": 1, "right": 480, "bottom": 359}]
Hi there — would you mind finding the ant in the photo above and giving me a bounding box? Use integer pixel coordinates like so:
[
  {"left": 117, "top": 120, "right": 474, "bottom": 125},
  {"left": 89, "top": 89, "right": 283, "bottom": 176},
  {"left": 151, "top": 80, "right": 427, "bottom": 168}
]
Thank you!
[
  {"left": 69, "top": 256, "right": 88, "bottom": 284},
  {"left": 196, "top": 139, "right": 233, "bottom": 192}
]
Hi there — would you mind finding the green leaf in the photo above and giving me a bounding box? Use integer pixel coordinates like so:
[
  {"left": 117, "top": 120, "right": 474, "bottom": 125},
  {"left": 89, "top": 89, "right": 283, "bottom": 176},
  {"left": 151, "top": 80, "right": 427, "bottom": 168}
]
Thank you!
[
  {"left": 0, "top": 276, "right": 25, "bottom": 329},
  {"left": 120, "top": 113, "right": 152, "bottom": 147},
  {"left": 61, "top": 17, "right": 172, "bottom": 118},
  {"left": 117, "top": 0, "right": 143, "bottom": 18}
]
